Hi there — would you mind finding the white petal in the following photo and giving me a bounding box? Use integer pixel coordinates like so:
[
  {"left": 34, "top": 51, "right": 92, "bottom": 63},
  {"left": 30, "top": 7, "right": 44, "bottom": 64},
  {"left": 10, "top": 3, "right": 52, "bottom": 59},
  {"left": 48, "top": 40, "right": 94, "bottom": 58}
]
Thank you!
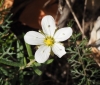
[
  {"left": 52, "top": 43, "right": 66, "bottom": 58},
  {"left": 24, "top": 31, "right": 45, "bottom": 45},
  {"left": 54, "top": 27, "right": 72, "bottom": 42},
  {"left": 97, "top": 28, "right": 100, "bottom": 40},
  {"left": 35, "top": 45, "right": 51, "bottom": 63},
  {"left": 98, "top": 46, "right": 100, "bottom": 50},
  {"left": 41, "top": 15, "right": 56, "bottom": 36}
]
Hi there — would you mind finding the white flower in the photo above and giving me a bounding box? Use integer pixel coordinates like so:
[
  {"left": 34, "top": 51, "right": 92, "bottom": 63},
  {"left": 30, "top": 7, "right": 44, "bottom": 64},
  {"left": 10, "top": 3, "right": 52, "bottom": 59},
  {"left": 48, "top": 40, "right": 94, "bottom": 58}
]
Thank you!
[{"left": 24, "top": 15, "right": 72, "bottom": 63}]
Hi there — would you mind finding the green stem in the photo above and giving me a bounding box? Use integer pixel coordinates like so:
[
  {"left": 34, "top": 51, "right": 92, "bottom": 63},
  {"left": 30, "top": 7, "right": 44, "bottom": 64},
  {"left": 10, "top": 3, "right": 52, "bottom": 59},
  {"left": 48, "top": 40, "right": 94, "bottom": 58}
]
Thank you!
[{"left": 76, "top": 45, "right": 86, "bottom": 76}]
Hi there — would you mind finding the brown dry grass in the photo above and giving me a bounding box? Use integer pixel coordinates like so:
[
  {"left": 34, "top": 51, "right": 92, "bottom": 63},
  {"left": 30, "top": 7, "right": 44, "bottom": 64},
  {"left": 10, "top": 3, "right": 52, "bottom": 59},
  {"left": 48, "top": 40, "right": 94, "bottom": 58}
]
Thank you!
[{"left": 0, "top": 0, "right": 14, "bottom": 24}]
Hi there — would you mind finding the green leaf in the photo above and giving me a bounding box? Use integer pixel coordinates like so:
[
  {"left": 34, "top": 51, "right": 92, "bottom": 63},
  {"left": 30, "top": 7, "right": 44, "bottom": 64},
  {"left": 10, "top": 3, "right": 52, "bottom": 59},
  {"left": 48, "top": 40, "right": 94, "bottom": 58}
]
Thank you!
[
  {"left": 23, "top": 57, "right": 27, "bottom": 66},
  {"left": 17, "top": 41, "right": 24, "bottom": 58},
  {"left": 34, "top": 68, "right": 42, "bottom": 76},
  {"left": 28, "top": 56, "right": 34, "bottom": 60},
  {"left": 34, "top": 62, "right": 41, "bottom": 67},
  {"left": 0, "top": 58, "right": 23, "bottom": 67},
  {"left": 67, "top": 20, "right": 74, "bottom": 27},
  {"left": 0, "top": 67, "right": 8, "bottom": 76},
  {"left": 45, "top": 59, "right": 54, "bottom": 64},
  {"left": 0, "top": 78, "right": 4, "bottom": 85},
  {"left": 25, "top": 42, "right": 34, "bottom": 60}
]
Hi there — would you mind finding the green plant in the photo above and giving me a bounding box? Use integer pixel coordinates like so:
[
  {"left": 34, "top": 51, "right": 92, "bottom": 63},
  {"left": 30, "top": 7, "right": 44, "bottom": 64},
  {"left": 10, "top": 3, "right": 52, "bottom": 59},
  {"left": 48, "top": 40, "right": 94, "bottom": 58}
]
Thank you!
[
  {"left": 67, "top": 33, "right": 100, "bottom": 85},
  {"left": 0, "top": 12, "right": 54, "bottom": 84}
]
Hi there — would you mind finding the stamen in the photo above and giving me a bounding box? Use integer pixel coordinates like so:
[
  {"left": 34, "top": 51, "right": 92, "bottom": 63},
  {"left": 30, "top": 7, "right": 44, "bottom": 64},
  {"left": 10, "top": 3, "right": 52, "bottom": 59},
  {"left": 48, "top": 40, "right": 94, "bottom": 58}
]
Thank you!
[{"left": 44, "top": 36, "right": 54, "bottom": 46}]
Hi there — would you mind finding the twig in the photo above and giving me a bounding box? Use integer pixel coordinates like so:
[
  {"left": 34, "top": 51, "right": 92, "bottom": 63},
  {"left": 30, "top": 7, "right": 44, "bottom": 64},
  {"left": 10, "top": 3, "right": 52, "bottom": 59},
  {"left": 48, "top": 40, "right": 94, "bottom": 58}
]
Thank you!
[
  {"left": 82, "top": 0, "right": 87, "bottom": 36},
  {"left": 65, "top": 0, "right": 85, "bottom": 38},
  {"left": 43, "top": 0, "right": 51, "bottom": 8}
]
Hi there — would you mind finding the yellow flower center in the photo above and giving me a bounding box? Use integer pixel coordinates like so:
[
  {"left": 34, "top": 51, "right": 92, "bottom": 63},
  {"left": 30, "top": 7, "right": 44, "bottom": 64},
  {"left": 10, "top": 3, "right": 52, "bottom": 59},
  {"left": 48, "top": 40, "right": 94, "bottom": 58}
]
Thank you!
[{"left": 44, "top": 36, "right": 55, "bottom": 46}]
